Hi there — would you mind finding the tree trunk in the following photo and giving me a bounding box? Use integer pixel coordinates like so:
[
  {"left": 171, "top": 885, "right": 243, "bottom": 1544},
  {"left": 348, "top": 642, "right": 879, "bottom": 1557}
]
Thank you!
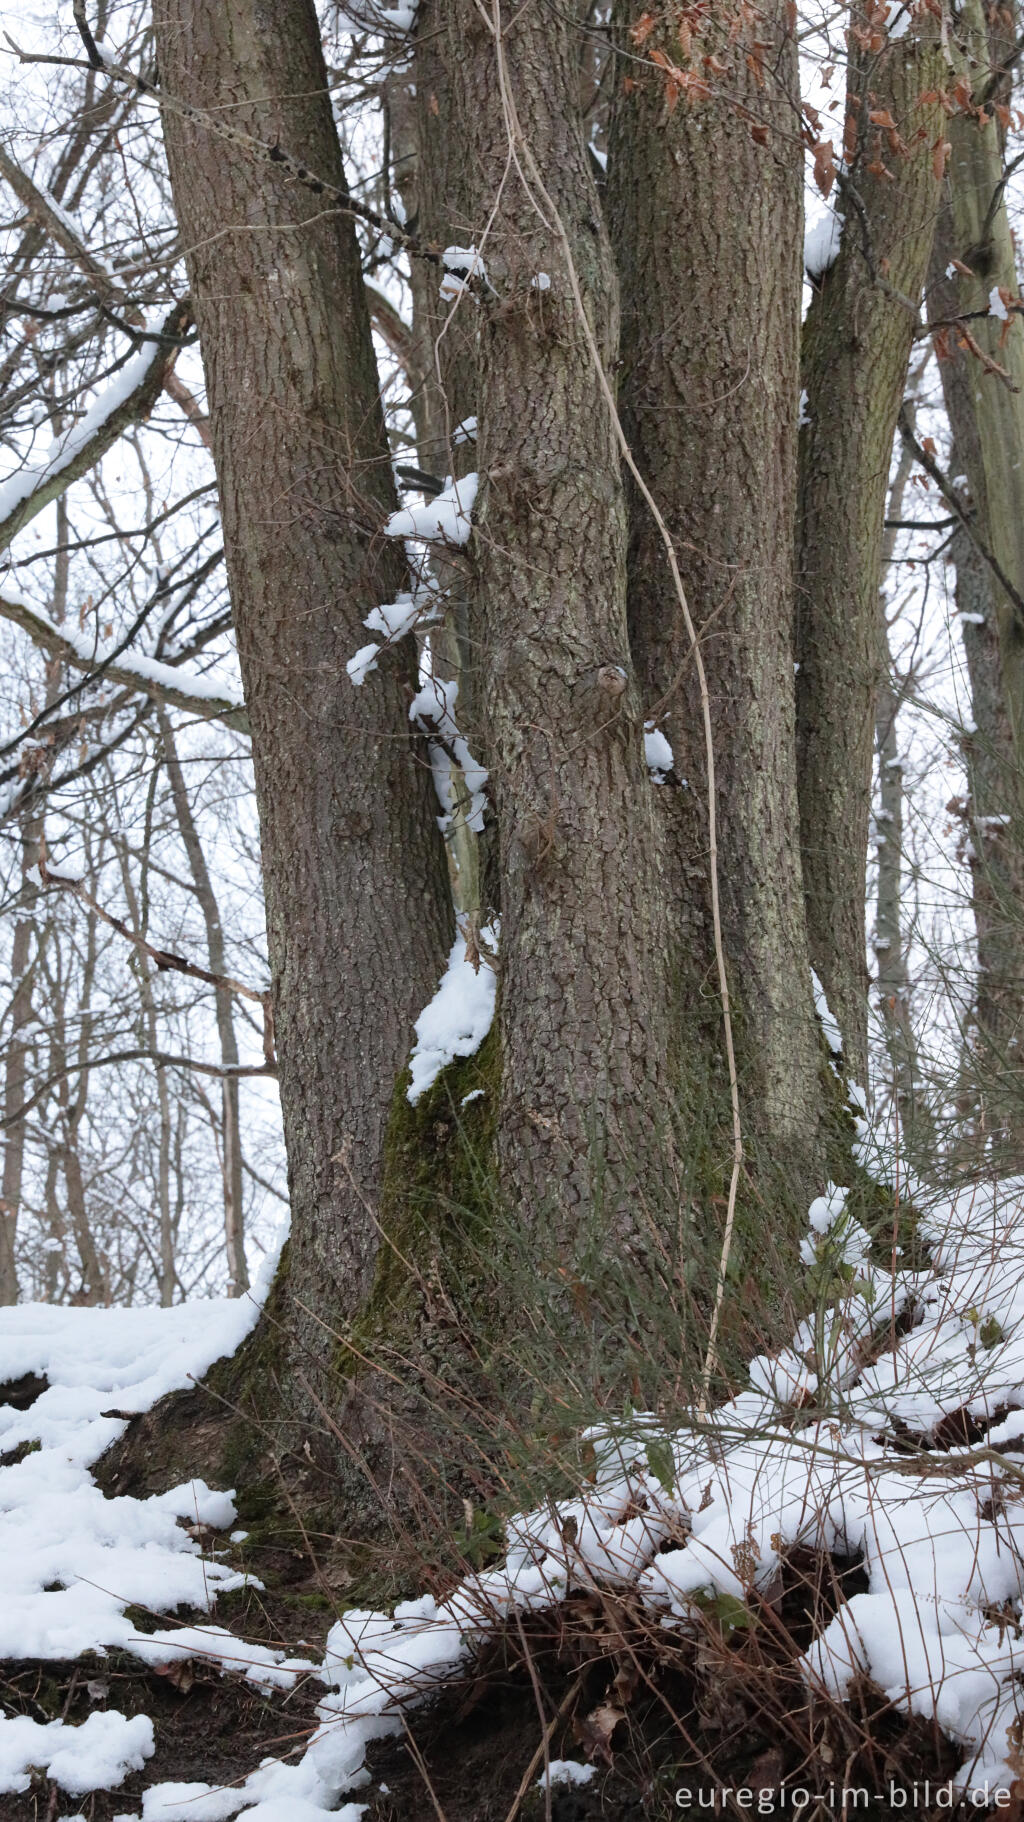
[
  {"left": 873, "top": 410, "right": 930, "bottom": 1152},
  {"left": 427, "top": 0, "right": 680, "bottom": 1259},
  {"left": 0, "top": 832, "right": 38, "bottom": 1305},
  {"left": 936, "top": 0, "right": 1024, "bottom": 741},
  {"left": 950, "top": 519, "right": 1024, "bottom": 1151},
  {"left": 797, "top": 19, "right": 944, "bottom": 1075},
  {"left": 386, "top": 60, "right": 486, "bottom": 923},
  {"left": 607, "top": 0, "right": 826, "bottom": 1245},
  {"left": 49, "top": 907, "right": 105, "bottom": 1305},
  {"left": 115, "top": 827, "right": 178, "bottom": 1306},
  {"left": 1, "top": 498, "right": 70, "bottom": 1303},
  {"left": 159, "top": 708, "right": 248, "bottom": 1296},
  {"left": 151, "top": 0, "right": 452, "bottom": 1382}
]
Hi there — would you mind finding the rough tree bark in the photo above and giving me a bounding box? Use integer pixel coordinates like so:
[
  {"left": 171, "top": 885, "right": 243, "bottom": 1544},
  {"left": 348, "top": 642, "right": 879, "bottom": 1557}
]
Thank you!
[
  {"left": 386, "top": 56, "right": 484, "bottom": 920},
  {"left": 150, "top": 0, "right": 452, "bottom": 1383},
  {"left": 949, "top": 521, "right": 1024, "bottom": 1147},
  {"left": 607, "top": 0, "right": 826, "bottom": 1253},
  {"left": 426, "top": 0, "right": 680, "bottom": 1255},
  {"left": 797, "top": 11, "right": 944, "bottom": 1075}
]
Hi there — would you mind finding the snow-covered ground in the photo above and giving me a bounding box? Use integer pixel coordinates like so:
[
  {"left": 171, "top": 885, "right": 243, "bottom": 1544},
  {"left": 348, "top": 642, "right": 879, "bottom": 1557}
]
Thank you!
[{"left": 3, "top": 1173, "right": 1024, "bottom": 1813}]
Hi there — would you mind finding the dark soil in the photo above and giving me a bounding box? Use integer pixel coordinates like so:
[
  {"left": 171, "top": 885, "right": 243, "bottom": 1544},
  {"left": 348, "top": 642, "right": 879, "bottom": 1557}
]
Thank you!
[
  {"left": 0, "top": 1649, "right": 323, "bottom": 1821},
  {"left": 0, "top": 1535, "right": 968, "bottom": 1822}
]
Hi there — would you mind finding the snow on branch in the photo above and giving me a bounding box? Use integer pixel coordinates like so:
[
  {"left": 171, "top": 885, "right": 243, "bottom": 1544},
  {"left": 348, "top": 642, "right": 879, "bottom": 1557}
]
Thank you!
[
  {"left": 384, "top": 473, "right": 478, "bottom": 546},
  {"left": 0, "top": 590, "right": 248, "bottom": 732},
  {"left": 345, "top": 582, "right": 442, "bottom": 688},
  {"left": 0, "top": 141, "right": 124, "bottom": 304},
  {"left": 0, "top": 296, "right": 192, "bottom": 554},
  {"left": 409, "top": 676, "right": 489, "bottom": 835}
]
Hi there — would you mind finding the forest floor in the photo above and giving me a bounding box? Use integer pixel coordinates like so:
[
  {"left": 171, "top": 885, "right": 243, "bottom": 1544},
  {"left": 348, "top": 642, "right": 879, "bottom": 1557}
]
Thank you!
[{"left": 1, "top": 1171, "right": 1024, "bottom": 1819}]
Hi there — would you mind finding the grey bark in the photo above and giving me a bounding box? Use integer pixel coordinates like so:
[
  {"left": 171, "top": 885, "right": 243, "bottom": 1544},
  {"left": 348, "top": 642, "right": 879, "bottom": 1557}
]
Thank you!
[
  {"left": 797, "top": 20, "right": 945, "bottom": 1077},
  {"left": 607, "top": 0, "right": 824, "bottom": 1217},
  {"left": 151, "top": 0, "right": 452, "bottom": 1376},
  {"left": 427, "top": 0, "right": 680, "bottom": 1245},
  {"left": 926, "top": 3, "right": 1024, "bottom": 1152}
]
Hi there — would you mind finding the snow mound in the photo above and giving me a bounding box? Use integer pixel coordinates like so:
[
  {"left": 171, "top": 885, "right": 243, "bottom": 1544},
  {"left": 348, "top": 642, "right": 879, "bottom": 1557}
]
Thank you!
[
  {"left": 805, "top": 209, "right": 844, "bottom": 278},
  {"left": 0, "top": 1708, "right": 154, "bottom": 1797},
  {"left": 0, "top": 1240, "right": 287, "bottom": 1802}
]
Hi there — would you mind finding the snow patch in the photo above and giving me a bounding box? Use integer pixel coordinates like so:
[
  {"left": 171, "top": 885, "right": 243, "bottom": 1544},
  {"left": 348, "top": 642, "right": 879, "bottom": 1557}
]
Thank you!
[
  {"left": 804, "top": 210, "right": 843, "bottom": 279},
  {"left": 384, "top": 473, "right": 478, "bottom": 546},
  {"left": 0, "top": 332, "right": 162, "bottom": 530},
  {"left": 409, "top": 675, "right": 489, "bottom": 833},
  {"left": 643, "top": 719, "right": 674, "bottom": 783},
  {"left": 539, "top": 1759, "right": 597, "bottom": 1789},
  {"left": 407, "top": 920, "right": 498, "bottom": 1103},
  {"left": 811, "top": 966, "right": 843, "bottom": 1056},
  {"left": 0, "top": 1710, "right": 154, "bottom": 1797}
]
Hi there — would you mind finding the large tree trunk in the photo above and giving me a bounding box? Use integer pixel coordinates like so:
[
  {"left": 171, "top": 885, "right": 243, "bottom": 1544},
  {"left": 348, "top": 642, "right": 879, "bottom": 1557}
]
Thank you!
[
  {"left": 796, "top": 14, "right": 944, "bottom": 1077},
  {"left": 386, "top": 60, "right": 485, "bottom": 921},
  {"left": 426, "top": 0, "right": 680, "bottom": 1260},
  {"left": 151, "top": 0, "right": 451, "bottom": 1380},
  {"left": 936, "top": 0, "right": 1024, "bottom": 737},
  {"left": 607, "top": 0, "right": 826, "bottom": 1250}
]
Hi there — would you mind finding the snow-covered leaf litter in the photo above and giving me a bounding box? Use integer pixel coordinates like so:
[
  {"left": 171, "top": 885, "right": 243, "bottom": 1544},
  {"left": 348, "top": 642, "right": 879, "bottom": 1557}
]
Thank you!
[
  {"left": 0, "top": 1242, "right": 292, "bottom": 1803},
  {"left": 3, "top": 1177, "right": 1024, "bottom": 1813},
  {"left": 299, "top": 1177, "right": 1024, "bottom": 1807}
]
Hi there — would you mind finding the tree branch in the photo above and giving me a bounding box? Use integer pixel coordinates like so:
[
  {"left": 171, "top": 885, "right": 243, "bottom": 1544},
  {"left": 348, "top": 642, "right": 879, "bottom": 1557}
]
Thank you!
[
  {"left": 897, "top": 405, "right": 1024, "bottom": 627},
  {"left": 0, "top": 296, "right": 193, "bottom": 554},
  {"left": 0, "top": 589, "right": 248, "bottom": 732},
  {"left": 1, "top": 1048, "right": 277, "bottom": 1132},
  {"left": 37, "top": 852, "right": 270, "bottom": 1011}
]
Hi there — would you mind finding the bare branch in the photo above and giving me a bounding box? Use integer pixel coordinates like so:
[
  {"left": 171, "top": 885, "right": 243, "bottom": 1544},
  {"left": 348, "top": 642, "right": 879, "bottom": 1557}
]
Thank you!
[
  {"left": 1, "top": 1048, "right": 277, "bottom": 1132},
  {"left": 37, "top": 851, "right": 269, "bottom": 1008},
  {"left": 0, "top": 296, "right": 193, "bottom": 554},
  {"left": 0, "top": 589, "right": 248, "bottom": 732}
]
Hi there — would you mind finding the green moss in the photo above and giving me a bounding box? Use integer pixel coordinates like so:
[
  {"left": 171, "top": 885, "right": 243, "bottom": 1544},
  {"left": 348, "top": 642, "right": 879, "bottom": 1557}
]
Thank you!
[
  {"left": 333, "top": 1026, "right": 502, "bottom": 1372},
  {"left": 209, "top": 1240, "right": 294, "bottom": 1492},
  {"left": 845, "top": 1175, "right": 930, "bottom": 1273}
]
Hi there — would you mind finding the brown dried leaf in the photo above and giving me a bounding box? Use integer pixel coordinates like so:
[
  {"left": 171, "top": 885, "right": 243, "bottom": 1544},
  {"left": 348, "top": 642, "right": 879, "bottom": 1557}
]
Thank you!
[
  {"left": 812, "top": 137, "right": 837, "bottom": 197},
  {"left": 577, "top": 1701, "right": 625, "bottom": 1764},
  {"left": 932, "top": 137, "right": 951, "bottom": 180}
]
